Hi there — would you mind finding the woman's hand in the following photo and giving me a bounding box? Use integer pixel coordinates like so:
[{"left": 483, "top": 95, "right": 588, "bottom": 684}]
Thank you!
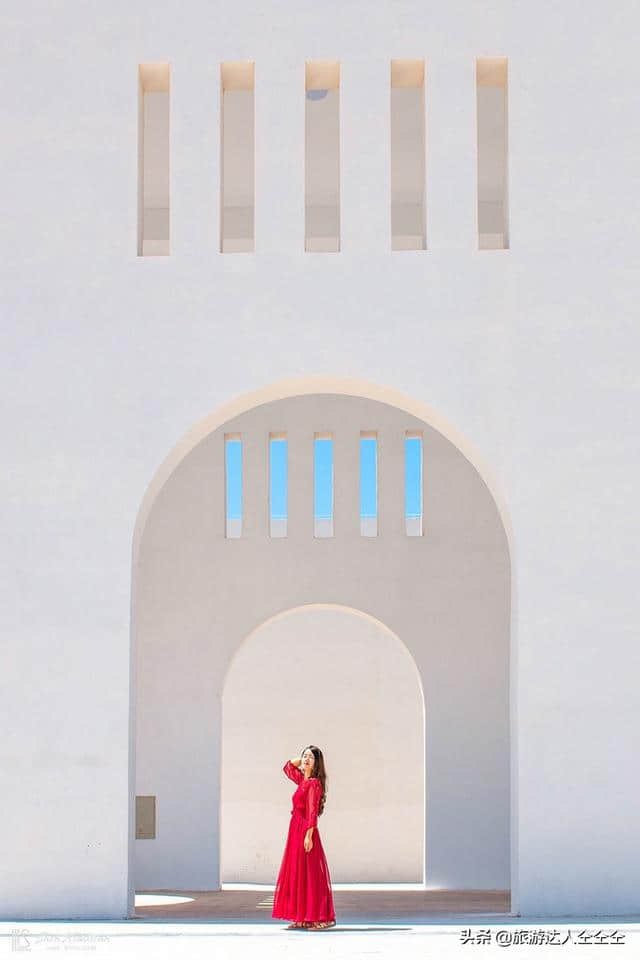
[{"left": 304, "top": 831, "right": 313, "bottom": 853}]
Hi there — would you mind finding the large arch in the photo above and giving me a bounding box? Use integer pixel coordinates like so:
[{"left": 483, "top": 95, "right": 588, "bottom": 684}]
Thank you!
[{"left": 128, "top": 381, "right": 515, "bottom": 916}]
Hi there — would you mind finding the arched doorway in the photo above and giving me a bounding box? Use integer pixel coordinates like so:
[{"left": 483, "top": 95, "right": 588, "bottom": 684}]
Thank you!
[
  {"left": 221, "top": 603, "right": 425, "bottom": 883},
  {"left": 129, "top": 379, "right": 514, "bottom": 914}
]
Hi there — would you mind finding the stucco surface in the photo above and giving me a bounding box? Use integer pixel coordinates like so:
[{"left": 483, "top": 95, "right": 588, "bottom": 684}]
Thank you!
[{"left": 1, "top": 0, "right": 639, "bottom": 921}]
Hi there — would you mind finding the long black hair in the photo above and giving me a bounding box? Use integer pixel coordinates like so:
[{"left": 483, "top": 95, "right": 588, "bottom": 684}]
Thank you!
[{"left": 302, "top": 744, "right": 328, "bottom": 816}]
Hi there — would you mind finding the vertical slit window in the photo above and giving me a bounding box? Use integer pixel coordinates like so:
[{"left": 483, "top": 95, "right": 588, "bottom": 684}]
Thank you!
[
  {"left": 269, "top": 433, "right": 288, "bottom": 538},
  {"left": 305, "top": 61, "right": 340, "bottom": 252},
  {"left": 225, "top": 434, "right": 242, "bottom": 538},
  {"left": 391, "top": 60, "right": 426, "bottom": 251},
  {"left": 138, "top": 63, "right": 170, "bottom": 256},
  {"left": 221, "top": 62, "right": 255, "bottom": 253},
  {"left": 405, "top": 431, "right": 423, "bottom": 536},
  {"left": 476, "top": 57, "right": 509, "bottom": 250},
  {"left": 314, "top": 433, "right": 334, "bottom": 537},
  {"left": 360, "top": 432, "right": 378, "bottom": 536}
]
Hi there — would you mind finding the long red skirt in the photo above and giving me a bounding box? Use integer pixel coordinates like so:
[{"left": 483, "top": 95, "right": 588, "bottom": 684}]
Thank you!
[{"left": 272, "top": 810, "right": 336, "bottom": 923}]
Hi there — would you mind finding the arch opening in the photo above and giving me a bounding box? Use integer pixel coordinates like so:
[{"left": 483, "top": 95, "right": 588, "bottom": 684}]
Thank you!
[
  {"left": 221, "top": 603, "right": 426, "bottom": 884},
  {"left": 129, "top": 380, "right": 515, "bottom": 916}
]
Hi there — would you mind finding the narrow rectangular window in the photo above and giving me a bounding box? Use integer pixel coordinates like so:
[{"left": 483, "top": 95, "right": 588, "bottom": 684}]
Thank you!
[
  {"left": 305, "top": 61, "right": 340, "bottom": 252},
  {"left": 405, "top": 431, "right": 423, "bottom": 536},
  {"left": 476, "top": 57, "right": 508, "bottom": 250},
  {"left": 221, "top": 62, "right": 255, "bottom": 253},
  {"left": 269, "top": 433, "right": 288, "bottom": 538},
  {"left": 391, "top": 60, "right": 426, "bottom": 251},
  {"left": 360, "top": 432, "right": 378, "bottom": 536},
  {"left": 314, "top": 433, "right": 334, "bottom": 537},
  {"left": 138, "top": 63, "right": 170, "bottom": 256},
  {"left": 225, "top": 434, "right": 242, "bottom": 538}
]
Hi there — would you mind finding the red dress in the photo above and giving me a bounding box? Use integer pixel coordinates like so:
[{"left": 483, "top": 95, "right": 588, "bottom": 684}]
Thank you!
[{"left": 272, "top": 760, "right": 336, "bottom": 924}]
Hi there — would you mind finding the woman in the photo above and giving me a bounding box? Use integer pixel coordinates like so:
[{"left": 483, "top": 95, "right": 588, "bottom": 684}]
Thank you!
[{"left": 272, "top": 745, "right": 337, "bottom": 930}]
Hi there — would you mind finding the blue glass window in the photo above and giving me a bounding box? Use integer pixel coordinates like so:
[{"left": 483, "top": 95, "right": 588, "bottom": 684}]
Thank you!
[
  {"left": 360, "top": 433, "right": 378, "bottom": 536},
  {"left": 314, "top": 435, "right": 334, "bottom": 537},
  {"left": 405, "top": 433, "right": 423, "bottom": 536},
  {"left": 269, "top": 434, "right": 288, "bottom": 537},
  {"left": 225, "top": 435, "right": 242, "bottom": 538}
]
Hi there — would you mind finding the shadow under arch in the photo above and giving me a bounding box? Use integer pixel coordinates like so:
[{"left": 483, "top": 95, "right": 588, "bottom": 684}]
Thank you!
[
  {"left": 220, "top": 601, "right": 427, "bottom": 885},
  {"left": 128, "top": 377, "right": 517, "bottom": 917}
]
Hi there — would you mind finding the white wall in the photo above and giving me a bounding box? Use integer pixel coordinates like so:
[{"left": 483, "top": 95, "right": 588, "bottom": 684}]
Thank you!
[{"left": 1, "top": 0, "right": 639, "bottom": 920}]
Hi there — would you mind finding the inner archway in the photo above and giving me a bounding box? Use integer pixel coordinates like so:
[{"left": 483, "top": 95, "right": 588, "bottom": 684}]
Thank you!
[{"left": 221, "top": 603, "right": 425, "bottom": 883}]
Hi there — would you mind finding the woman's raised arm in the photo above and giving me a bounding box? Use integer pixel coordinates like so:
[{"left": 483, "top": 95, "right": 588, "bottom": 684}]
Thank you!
[{"left": 283, "top": 758, "right": 304, "bottom": 784}]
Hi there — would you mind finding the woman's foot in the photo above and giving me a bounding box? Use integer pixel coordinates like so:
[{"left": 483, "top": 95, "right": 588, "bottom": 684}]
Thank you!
[
  {"left": 285, "top": 921, "right": 306, "bottom": 929},
  {"left": 305, "top": 919, "right": 336, "bottom": 929}
]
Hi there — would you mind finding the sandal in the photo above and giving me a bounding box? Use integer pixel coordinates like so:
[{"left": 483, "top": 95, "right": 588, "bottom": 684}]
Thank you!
[
  {"left": 306, "top": 919, "right": 336, "bottom": 930},
  {"left": 285, "top": 921, "right": 306, "bottom": 929}
]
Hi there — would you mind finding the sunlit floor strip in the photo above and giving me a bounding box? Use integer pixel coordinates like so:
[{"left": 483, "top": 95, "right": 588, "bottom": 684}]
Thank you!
[{"left": 136, "top": 895, "right": 196, "bottom": 907}]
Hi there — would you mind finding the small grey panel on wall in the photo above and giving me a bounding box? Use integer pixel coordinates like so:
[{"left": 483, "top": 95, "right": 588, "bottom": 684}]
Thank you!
[{"left": 136, "top": 795, "right": 156, "bottom": 839}]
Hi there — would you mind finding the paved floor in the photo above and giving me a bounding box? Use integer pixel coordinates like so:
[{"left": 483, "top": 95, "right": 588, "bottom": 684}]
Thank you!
[{"left": 133, "top": 885, "right": 511, "bottom": 922}]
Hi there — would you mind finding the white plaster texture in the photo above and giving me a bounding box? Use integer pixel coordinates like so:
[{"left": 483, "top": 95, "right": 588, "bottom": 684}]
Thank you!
[{"left": 1, "top": 0, "right": 639, "bottom": 922}]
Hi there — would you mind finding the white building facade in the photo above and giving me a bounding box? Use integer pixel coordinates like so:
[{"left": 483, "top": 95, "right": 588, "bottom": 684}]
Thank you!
[{"left": 2, "top": 0, "right": 639, "bottom": 921}]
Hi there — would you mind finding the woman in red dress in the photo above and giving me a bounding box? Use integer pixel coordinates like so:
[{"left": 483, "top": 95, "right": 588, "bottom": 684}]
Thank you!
[{"left": 272, "top": 745, "right": 336, "bottom": 930}]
